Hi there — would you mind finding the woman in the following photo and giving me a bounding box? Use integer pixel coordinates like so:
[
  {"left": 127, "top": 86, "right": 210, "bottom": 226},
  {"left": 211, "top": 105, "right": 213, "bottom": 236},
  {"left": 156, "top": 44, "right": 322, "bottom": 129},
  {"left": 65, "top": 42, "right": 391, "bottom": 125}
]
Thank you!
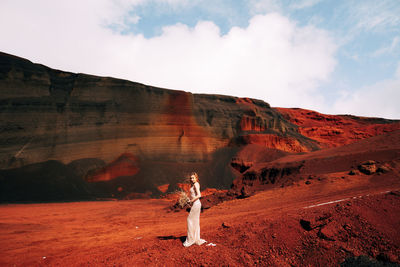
[{"left": 183, "top": 172, "right": 206, "bottom": 247}]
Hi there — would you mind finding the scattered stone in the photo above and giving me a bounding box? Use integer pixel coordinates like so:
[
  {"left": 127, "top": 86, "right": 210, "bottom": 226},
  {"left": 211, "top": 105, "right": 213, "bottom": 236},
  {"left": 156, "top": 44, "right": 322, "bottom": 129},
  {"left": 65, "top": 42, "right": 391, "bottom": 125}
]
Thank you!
[
  {"left": 348, "top": 169, "right": 357, "bottom": 175},
  {"left": 389, "top": 191, "right": 400, "bottom": 197},
  {"left": 341, "top": 255, "right": 384, "bottom": 267},
  {"left": 377, "top": 165, "right": 390, "bottom": 173},
  {"left": 317, "top": 213, "right": 332, "bottom": 221},
  {"left": 342, "top": 224, "right": 358, "bottom": 238},
  {"left": 300, "top": 219, "right": 312, "bottom": 231},
  {"left": 378, "top": 252, "right": 399, "bottom": 264},
  {"left": 317, "top": 225, "right": 336, "bottom": 241},
  {"left": 226, "top": 190, "right": 236, "bottom": 197},
  {"left": 344, "top": 253, "right": 399, "bottom": 267},
  {"left": 335, "top": 204, "right": 343, "bottom": 211},
  {"left": 305, "top": 181, "right": 311, "bottom": 185},
  {"left": 222, "top": 222, "right": 230, "bottom": 228},
  {"left": 358, "top": 160, "right": 378, "bottom": 175},
  {"left": 320, "top": 241, "right": 332, "bottom": 250},
  {"left": 239, "top": 186, "right": 252, "bottom": 198},
  {"left": 376, "top": 253, "right": 391, "bottom": 263}
]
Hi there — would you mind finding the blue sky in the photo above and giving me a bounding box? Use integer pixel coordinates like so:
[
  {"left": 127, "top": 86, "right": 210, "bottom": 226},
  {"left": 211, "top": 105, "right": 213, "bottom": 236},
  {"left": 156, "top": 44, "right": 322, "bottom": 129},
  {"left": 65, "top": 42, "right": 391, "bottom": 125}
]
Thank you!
[{"left": 1, "top": 0, "right": 399, "bottom": 118}]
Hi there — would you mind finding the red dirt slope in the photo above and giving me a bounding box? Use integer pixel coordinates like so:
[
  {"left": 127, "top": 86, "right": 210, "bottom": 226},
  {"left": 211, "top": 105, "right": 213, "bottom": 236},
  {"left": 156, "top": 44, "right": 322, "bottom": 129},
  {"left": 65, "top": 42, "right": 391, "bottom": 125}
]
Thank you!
[
  {"left": 0, "top": 182, "right": 399, "bottom": 266},
  {"left": 230, "top": 129, "right": 400, "bottom": 197},
  {"left": 276, "top": 107, "right": 400, "bottom": 148}
]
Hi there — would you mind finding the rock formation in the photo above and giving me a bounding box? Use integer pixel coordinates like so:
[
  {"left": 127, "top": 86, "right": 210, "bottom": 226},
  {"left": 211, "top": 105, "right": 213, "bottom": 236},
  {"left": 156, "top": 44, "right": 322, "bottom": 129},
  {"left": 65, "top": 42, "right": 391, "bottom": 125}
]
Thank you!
[
  {"left": 277, "top": 107, "right": 400, "bottom": 148},
  {"left": 1, "top": 51, "right": 399, "bottom": 202}
]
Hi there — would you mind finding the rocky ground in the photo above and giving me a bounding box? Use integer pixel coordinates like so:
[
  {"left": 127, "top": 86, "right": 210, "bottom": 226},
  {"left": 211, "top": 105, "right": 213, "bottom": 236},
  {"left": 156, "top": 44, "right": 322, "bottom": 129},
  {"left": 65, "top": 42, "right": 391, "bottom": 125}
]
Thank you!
[{"left": 1, "top": 171, "right": 399, "bottom": 266}]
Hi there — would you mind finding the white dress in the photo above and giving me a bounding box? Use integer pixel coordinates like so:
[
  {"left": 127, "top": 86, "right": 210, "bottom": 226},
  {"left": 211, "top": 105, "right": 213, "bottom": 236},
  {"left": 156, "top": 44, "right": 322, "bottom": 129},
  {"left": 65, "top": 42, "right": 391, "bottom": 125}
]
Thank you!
[{"left": 183, "top": 182, "right": 206, "bottom": 247}]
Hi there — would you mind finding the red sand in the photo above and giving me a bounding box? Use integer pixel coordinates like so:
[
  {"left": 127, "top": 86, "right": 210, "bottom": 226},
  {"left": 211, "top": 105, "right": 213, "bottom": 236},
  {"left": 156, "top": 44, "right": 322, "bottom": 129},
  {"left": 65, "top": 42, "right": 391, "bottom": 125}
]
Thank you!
[
  {"left": 276, "top": 107, "right": 400, "bottom": 148},
  {"left": 1, "top": 172, "right": 399, "bottom": 266}
]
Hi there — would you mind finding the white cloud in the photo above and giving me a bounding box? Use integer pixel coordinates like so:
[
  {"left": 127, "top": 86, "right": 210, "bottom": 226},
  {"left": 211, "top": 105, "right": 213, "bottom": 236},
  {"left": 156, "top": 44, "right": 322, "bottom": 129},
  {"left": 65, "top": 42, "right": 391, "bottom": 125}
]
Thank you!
[
  {"left": 290, "top": 0, "right": 321, "bottom": 10},
  {"left": 0, "top": 0, "right": 337, "bottom": 112},
  {"left": 248, "top": 0, "right": 282, "bottom": 15},
  {"left": 116, "top": 13, "right": 337, "bottom": 110},
  {"left": 159, "top": 0, "right": 188, "bottom": 4},
  {"left": 333, "top": 69, "right": 400, "bottom": 119},
  {"left": 349, "top": 0, "right": 400, "bottom": 32}
]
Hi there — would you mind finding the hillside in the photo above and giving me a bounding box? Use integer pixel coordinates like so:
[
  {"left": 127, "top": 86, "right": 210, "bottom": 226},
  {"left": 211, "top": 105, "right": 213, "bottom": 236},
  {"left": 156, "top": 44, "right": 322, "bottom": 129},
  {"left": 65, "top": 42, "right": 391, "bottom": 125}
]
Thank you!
[{"left": 1, "top": 51, "right": 399, "bottom": 202}]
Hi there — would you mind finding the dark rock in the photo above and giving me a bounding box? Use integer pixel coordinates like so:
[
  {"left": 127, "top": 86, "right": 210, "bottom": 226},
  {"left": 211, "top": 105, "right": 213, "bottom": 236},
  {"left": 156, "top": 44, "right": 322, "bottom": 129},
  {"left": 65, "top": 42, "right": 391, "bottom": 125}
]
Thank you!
[
  {"left": 358, "top": 161, "right": 378, "bottom": 175},
  {"left": 300, "top": 219, "right": 313, "bottom": 231},
  {"left": 377, "top": 165, "right": 390, "bottom": 173},
  {"left": 0, "top": 160, "right": 93, "bottom": 202},
  {"left": 389, "top": 191, "right": 400, "bottom": 197},
  {"left": 317, "top": 225, "right": 336, "bottom": 241},
  {"left": 317, "top": 212, "right": 332, "bottom": 221},
  {"left": 341, "top": 255, "right": 382, "bottom": 267},
  {"left": 239, "top": 186, "right": 252, "bottom": 198},
  {"left": 222, "top": 222, "right": 230, "bottom": 228},
  {"left": 362, "top": 160, "right": 377, "bottom": 165},
  {"left": 341, "top": 254, "right": 399, "bottom": 267},
  {"left": 348, "top": 169, "right": 357, "bottom": 175},
  {"left": 230, "top": 158, "right": 253, "bottom": 173}
]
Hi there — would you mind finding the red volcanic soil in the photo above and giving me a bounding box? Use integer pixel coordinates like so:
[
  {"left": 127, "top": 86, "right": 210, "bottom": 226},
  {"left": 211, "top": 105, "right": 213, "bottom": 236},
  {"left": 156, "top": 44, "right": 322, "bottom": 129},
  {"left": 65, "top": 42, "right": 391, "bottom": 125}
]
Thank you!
[
  {"left": 87, "top": 153, "right": 139, "bottom": 182},
  {"left": 276, "top": 107, "right": 400, "bottom": 148},
  {"left": 1, "top": 171, "right": 399, "bottom": 266},
  {"left": 1, "top": 113, "right": 400, "bottom": 266}
]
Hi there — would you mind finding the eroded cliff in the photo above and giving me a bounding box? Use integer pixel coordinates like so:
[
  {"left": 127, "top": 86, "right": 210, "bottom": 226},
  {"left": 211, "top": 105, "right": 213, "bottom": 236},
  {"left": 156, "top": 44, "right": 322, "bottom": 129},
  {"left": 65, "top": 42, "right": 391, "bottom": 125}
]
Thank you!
[
  {"left": 0, "top": 52, "right": 317, "bottom": 201},
  {"left": 1, "top": 52, "right": 399, "bottom": 202}
]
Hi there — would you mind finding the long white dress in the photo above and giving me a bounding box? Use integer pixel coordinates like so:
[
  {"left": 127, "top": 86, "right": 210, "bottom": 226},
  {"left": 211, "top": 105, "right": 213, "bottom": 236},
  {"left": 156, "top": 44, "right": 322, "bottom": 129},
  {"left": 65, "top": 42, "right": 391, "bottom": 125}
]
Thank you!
[{"left": 183, "top": 182, "right": 206, "bottom": 247}]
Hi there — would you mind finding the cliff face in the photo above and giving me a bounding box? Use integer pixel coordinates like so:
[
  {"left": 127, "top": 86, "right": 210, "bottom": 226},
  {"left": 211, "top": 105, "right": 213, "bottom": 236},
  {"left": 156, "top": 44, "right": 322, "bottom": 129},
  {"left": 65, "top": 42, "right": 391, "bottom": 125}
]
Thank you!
[
  {"left": 1, "top": 52, "right": 399, "bottom": 202},
  {"left": 0, "top": 52, "right": 317, "bottom": 201}
]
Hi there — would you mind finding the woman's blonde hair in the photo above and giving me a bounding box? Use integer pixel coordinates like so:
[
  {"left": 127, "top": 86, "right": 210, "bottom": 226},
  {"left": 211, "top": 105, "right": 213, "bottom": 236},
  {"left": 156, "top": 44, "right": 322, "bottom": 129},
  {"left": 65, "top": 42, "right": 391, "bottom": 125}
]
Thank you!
[{"left": 190, "top": 172, "right": 199, "bottom": 183}]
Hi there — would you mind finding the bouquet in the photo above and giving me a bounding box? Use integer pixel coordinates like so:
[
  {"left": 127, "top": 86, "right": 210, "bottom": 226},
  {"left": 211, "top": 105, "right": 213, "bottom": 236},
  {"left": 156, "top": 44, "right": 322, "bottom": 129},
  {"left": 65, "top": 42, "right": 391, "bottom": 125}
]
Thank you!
[{"left": 177, "top": 190, "right": 190, "bottom": 208}]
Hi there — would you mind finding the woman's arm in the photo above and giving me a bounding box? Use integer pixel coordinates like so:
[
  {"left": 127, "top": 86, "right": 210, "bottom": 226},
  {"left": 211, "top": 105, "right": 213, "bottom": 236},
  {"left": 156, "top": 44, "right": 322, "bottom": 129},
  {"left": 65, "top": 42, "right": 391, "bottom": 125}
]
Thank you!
[{"left": 190, "top": 182, "right": 202, "bottom": 203}]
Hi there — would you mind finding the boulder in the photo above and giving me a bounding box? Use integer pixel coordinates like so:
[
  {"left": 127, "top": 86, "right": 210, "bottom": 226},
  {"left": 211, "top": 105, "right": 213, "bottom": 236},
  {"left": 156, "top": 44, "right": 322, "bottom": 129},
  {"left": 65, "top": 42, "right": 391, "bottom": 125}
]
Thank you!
[
  {"left": 377, "top": 165, "right": 390, "bottom": 173},
  {"left": 358, "top": 161, "right": 377, "bottom": 175}
]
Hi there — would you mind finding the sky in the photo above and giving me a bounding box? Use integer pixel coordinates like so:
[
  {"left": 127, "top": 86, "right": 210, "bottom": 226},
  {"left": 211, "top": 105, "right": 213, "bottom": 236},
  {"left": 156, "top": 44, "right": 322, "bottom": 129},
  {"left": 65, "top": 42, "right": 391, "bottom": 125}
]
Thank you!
[{"left": 0, "top": 0, "right": 399, "bottom": 119}]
